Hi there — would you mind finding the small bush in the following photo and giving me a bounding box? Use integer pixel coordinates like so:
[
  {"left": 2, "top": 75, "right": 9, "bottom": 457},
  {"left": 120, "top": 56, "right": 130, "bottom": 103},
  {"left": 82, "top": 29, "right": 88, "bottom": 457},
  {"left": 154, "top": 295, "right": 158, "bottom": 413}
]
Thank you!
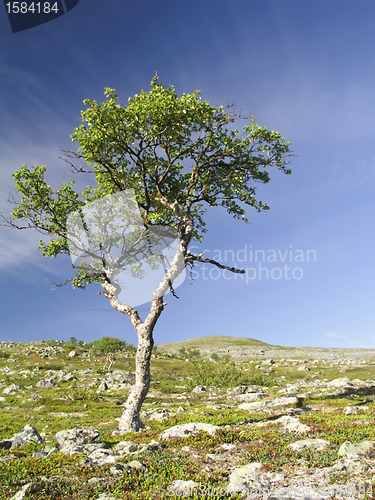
[
  {"left": 186, "top": 359, "right": 279, "bottom": 389},
  {"left": 86, "top": 336, "right": 136, "bottom": 371}
]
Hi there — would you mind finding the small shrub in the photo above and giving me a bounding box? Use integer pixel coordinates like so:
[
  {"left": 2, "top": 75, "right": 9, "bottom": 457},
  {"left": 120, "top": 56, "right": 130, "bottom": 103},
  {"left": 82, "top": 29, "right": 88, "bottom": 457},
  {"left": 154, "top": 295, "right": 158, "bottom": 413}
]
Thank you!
[
  {"left": 87, "top": 336, "right": 136, "bottom": 371},
  {"left": 186, "top": 359, "right": 278, "bottom": 389}
]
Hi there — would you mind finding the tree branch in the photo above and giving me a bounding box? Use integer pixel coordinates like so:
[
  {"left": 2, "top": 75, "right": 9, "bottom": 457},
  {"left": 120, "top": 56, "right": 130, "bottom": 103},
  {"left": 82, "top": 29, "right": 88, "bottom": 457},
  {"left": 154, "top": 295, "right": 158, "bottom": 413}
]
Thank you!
[{"left": 184, "top": 251, "right": 245, "bottom": 274}]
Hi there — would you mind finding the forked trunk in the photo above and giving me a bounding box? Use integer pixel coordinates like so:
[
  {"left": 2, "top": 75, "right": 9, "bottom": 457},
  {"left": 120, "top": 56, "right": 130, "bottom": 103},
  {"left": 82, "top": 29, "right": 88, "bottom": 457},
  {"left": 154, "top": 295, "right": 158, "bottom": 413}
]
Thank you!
[{"left": 118, "top": 325, "right": 154, "bottom": 432}]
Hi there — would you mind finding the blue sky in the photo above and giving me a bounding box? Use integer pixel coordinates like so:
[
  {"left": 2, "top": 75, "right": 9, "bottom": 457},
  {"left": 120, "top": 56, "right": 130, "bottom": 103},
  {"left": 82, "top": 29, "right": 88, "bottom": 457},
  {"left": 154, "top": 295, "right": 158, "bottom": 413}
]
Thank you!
[{"left": 1, "top": 1, "right": 375, "bottom": 349}]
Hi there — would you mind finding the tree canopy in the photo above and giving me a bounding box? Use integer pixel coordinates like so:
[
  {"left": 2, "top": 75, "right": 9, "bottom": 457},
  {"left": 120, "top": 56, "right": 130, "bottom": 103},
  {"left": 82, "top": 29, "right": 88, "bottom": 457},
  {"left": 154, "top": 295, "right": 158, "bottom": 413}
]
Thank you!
[{"left": 5, "top": 76, "right": 292, "bottom": 291}]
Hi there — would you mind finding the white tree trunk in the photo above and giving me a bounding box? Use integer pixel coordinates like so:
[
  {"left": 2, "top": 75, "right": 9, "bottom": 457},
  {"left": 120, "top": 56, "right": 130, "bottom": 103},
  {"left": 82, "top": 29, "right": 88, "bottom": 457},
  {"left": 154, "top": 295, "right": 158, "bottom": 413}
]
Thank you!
[
  {"left": 118, "top": 324, "right": 154, "bottom": 431},
  {"left": 99, "top": 208, "right": 192, "bottom": 432}
]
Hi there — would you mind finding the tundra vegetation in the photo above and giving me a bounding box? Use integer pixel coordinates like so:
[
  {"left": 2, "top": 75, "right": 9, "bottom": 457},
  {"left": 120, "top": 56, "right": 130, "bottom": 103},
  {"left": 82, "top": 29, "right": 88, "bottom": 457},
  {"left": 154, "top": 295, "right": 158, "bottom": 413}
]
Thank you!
[
  {"left": 1, "top": 76, "right": 293, "bottom": 432},
  {"left": 1, "top": 336, "right": 375, "bottom": 499}
]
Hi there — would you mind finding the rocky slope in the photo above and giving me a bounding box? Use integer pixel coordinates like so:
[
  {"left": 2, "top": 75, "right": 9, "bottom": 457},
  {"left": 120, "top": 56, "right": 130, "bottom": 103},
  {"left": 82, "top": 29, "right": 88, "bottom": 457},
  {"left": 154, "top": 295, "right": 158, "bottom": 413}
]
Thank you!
[{"left": 1, "top": 337, "right": 375, "bottom": 499}]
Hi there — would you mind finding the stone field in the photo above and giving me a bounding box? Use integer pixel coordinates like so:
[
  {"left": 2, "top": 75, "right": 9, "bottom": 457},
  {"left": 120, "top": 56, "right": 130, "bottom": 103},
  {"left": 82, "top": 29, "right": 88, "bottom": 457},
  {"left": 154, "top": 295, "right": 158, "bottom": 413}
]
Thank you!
[{"left": 1, "top": 336, "right": 375, "bottom": 499}]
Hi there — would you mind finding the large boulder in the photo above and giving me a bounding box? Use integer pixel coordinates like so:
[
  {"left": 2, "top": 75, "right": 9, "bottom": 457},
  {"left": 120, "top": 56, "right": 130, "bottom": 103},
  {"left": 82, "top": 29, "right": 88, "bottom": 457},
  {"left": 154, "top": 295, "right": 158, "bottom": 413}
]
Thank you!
[
  {"left": 228, "top": 463, "right": 269, "bottom": 494},
  {"left": 159, "top": 423, "right": 220, "bottom": 440},
  {"left": 2, "top": 383, "right": 20, "bottom": 394},
  {"left": 288, "top": 438, "right": 331, "bottom": 452},
  {"left": 274, "top": 416, "right": 311, "bottom": 434},
  {"left": 55, "top": 426, "right": 100, "bottom": 449},
  {"left": 238, "top": 400, "right": 268, "bottom": 412},
  {"left": 338, "top": 441, "right": 375, "bottom": 459},
  {"left": 327, "top": 377, "right": 353, "bottom": 388},
  {"left": 11, "top": 425, "right": 43, "bottom": 449},
  {"left": 236, "top": 393, "right": 267, "bottom": 403},
  {"left": 36, "top": 378, "right": 55, "bottom": 388},
  {"left": 113, "top": 441, "right": 138, "bottom": 455},
  {"left": 140, "top": 407, "right": 176, "bottom": 422}
]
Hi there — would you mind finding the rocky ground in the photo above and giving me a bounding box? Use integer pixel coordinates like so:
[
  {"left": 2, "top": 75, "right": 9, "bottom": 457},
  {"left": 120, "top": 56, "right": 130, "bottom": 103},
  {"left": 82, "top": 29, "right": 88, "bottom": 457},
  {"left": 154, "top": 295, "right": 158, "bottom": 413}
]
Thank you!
[{"left": 1, "top": 336, "right": 375, "bottom": 499}]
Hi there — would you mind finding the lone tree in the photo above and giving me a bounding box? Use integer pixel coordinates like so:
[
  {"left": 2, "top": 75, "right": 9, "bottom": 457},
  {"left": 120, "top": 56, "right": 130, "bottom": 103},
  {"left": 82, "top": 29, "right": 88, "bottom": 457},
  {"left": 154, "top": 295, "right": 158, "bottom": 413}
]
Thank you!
[
  {"left": 1, "top": 76, "right": 293, "bottom": 431},
  {"left": 88, "top": 336, "right": 136, "bottom": 372}
]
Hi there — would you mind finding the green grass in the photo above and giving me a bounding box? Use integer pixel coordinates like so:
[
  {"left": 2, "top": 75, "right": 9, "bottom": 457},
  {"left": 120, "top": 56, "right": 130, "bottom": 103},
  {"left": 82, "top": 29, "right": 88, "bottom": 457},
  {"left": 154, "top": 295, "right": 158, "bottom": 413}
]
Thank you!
[{"left": 1, "top": 338, "right": 375, "bottom": 498}]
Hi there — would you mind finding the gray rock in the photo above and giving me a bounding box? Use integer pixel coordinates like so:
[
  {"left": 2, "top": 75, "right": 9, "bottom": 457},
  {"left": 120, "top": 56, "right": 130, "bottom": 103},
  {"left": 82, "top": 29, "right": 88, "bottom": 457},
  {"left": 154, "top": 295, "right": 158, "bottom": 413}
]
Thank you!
[
  {"left": 113, "top": 441, "right": 138, "bottom": 454},
  {"left": 28, "top": 394, "right": 43, "bottom": 401},
  {"left": 88, "top": 448, "right": 115, "bottom": 464},
  {"left": 236, "top": 392, "right": 267, "bottom": 403},
  {"left": 83, "top": 443, "right": 109, "bottom": 453},
  {"left": 192, "top": 385, "right": 207, "bottom": 393},
  {"left": 11, "top": 425, "right": 43, "bottom": 449},
  {"left": 61, "top": 372, "right": 77, "bottom": 382},
  {"left": 270, "top": 396, "right": 303, "bottom": 408},
  {"left": 238, "top": 400, "right": 268, "bottom": 412},
  {"left": 159, "top": 423, "right": 220, "bottom": 440},
  {"left": 246, "top": 385, "right": 265, "bottom": 393},
  {"left": 97, "top": 381, "right": 108, "bottom": 392},
  {"left": 96, "top": 494, "right": 118, "bottom": 500},
  {"left": 288, "top": 438, "right": 331, "bottom": 452},
  {"left": 227, "top": 385, "right": 247, "bottom": 396},
  {"left": 55, "top": 426, "right": 100, "bottom": 448},
  {"left": 207, "top": 453, "right": 227, "bottom": 461},
  {"left": 333, "top": 459, "right": 370, "bottom": 473},
  {"left": 168, "top": 480, "right": 199, "bottom": 497},
  {"left": 275, "top": 416, "right": 311, "bottom": 433},
  {"left": 127, "top": 460, "right": 147, "bottom": 471},
  {"left": 68, "top": 350, "right": 77, "bottom": 357},
  {"left": 36, "top": 378, "right": 55, "bottom": 388},
  {"left": 297, "top": 365, "right": 310, "bottom": 371},
  {"left": 254, "top": 415, "right": 310, "bottom": 434},
  {"left": 32, "top": 445, "right": 59, "bottom": 458},
  {"left": 228, "top": 463, "right": 270, "bottom": 494},
  {"left": 9, "top": 483, "right": 41, "bottom": 500},
  {"left": 109, "top": 463, "right": 130, "bottom": 475},
  {"left": 138, "top": 440, "right": 165, "bottom": 452},
  {"left": 338, "top": 440, "right": 375, "bottom": 459},
  {"left": 140, "top": 407, "right": 175, "bottom": 422},
  {"left": 327, "top": 377, "right": 353, "bottom": 388},
  {"left": 2, "top": 383, "right": 20, "bottom": 394}
]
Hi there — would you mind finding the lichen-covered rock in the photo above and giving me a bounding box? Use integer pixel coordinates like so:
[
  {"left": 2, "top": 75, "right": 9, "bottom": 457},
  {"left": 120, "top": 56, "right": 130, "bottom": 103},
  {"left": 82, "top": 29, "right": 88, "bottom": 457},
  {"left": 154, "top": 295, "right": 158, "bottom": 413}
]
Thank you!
[
  {"left": 55, "top": 426, "right": 100, "bottom": 448},
  {"left": 140, "top": 407, "right": 175, "bottom": 422},
  {"left": 11, "top": 425, "right": 43, "bottom": 449},
  {"left": 9, "top": 483, "right": 41, "bottom": 500},
  {"left": 159, "top": 422, "right": 220, "bottom": 440},
  {"left": 289, "top": 438, "right": 331, "bottom": 452},
  {"left": 113, "top": 441, "right": 138, "bottom": 454},
  {"left": 327, "top": 377, "right": 353, "bottom": 388},
  {"left": 32, "top": 445, "right": 58, "bottom": 458},
  {"left": 192, "top": 385, "right": 207, "bottom": 393},
  {"left": 236, "top": 392, "right": 267, "bottom": 403},
  {"left": 228, "top": 463, "right": 269, "bottom": 494},
  {"left": 238, "top": 400, "right": 268, "bottom": 412},
  {"left": 333, "top": 459, "right": 371, "bottom": 473},
  {"left": 2, "top": 383, "right": 20, "bottom": 394},
  {"left": 274, "top": 416, "right": 311, "bottom": 433},
  {"left": 36, "top": 378, "right": 55, "bottom": 388},
  {"left": 338, "top": 441, "right": 375, "bottom": 459},
  {"left": 127, "top": 460, "right": 147, "bottom": 471},
  {"left": 167, "top": 480, "right": 199, "bottom": 497}
]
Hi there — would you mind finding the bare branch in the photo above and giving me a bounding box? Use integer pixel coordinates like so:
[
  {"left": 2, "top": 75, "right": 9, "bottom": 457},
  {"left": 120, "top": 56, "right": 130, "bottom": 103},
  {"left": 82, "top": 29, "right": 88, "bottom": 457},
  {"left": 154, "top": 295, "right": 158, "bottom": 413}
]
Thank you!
[
  {"left": 46, "top": 277, "right": 75, "bottom": 289},
  {"left": 58, "top": 148, "right": 95, "bottom": 174},
  {"left": 185, "top": 251, "right": 245, "bottom": 274}
]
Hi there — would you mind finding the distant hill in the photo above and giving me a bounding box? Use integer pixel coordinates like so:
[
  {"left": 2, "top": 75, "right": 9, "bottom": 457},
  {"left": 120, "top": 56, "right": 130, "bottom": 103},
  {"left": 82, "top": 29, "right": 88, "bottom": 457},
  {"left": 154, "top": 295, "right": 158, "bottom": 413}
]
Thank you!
[
  {"left": 155, "top": 335, "right": 274, "bottom": 356},
  {"left": 155, "top": 335, "right": 375, "bottom": 361}
]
